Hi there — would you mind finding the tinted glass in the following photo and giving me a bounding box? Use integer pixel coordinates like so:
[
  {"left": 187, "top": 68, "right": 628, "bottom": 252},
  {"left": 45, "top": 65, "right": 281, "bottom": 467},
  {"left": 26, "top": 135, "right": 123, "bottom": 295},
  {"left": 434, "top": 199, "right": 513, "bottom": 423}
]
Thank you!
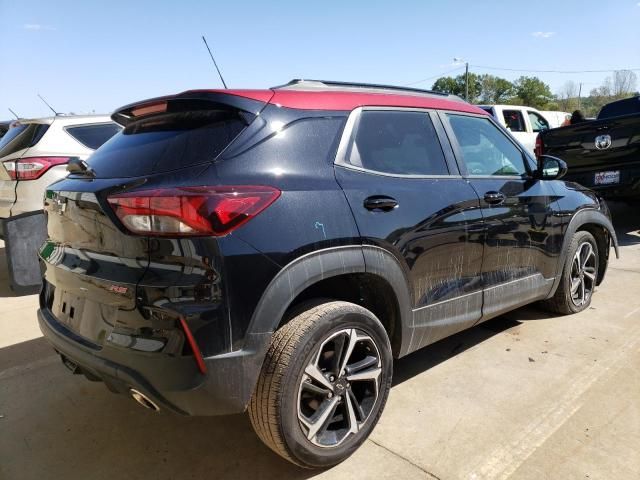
[
  {"left": 447, "top": 114, "right": 527, "bottom": 176},
  {"left": 502, "top": 110, "right": 526, "bottom": 132},
  {"left": 86, "top": 109, "right": 248, "bottom": 178},
  {"left": 345, "top": 111, "right": 448, "bottom": 175},
  {"left": 66, "top": 123, "right": 122, "bottom": 149},
  {"left": 0, "top": 123, "right": 50, "bottom": 158},
  {"left": 598, "top": 96, "right": 640, "bottom": 119},
  {"left": 528, "top": 111, "right": 549, "bottom": 132}
]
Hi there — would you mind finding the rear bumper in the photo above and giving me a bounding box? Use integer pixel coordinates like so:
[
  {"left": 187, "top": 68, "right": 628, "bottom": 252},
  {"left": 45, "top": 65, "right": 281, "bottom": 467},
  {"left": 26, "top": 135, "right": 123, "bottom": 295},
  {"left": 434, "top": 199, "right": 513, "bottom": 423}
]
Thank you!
[
  {"left": 38, "top": 307, "right": 270, "bottom": 416},
  {"left": 565, "top": 164, "right": 640, "bottom": 199}
]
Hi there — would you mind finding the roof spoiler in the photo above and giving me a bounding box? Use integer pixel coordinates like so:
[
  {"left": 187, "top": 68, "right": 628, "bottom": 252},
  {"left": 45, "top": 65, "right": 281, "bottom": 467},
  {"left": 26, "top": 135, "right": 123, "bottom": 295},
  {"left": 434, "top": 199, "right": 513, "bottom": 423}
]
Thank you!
[{"left": 111, "top": 90, "right": 273, "bottom": 127}]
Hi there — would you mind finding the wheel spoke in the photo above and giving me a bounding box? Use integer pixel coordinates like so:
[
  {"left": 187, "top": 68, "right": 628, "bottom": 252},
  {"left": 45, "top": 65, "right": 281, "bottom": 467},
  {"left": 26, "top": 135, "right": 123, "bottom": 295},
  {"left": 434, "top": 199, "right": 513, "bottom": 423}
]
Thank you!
[
  {"left": 570, "top": 278, "right": 581, "bottom": 294},
  {"left": 345, "top": 355, "right": 378, "bottom": 375},
  {"left": 344, "top": 391, "right": 360, "bottom": 435},
  {"left": 338, "top": 329, "right": 359, "bottom": 375},
  {"left": 300, "top": 395, "right": 340, "bottom": 441},
  {"left": 330, "top": 332, "right": 348, "bottom": 377},
  {"left": 304, "top": 363, "right": 334, "bottom": 392},
  {"left": 584, "top": 266, "right": 596, "bottom": 282},
  {"left": 301, "top": 379, "right": 332, "bottom": 396},
  {"left": 346, "top": 366, "right": 382, "bottom": 382},
  {"left": 581, "top": 244, "right": 593, "bottom": 269},
  {"left": 580, "top": 279, "right": 586, "bottom": 305},
  {"left": 347, "top": 388, "right": 366, "bottom": 421}
]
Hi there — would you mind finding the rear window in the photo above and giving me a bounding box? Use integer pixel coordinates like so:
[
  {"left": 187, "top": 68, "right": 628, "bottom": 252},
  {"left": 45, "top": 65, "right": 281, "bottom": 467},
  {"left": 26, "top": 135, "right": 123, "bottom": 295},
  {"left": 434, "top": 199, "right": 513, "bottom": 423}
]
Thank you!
[
  {"left": 0, "top": 123, "right": 50, "bottom": 158},
  {"left": 66, "top": 123, "right": 122, "bottom": 150},
  {"left": 598, "top": 96, "right": 640, "bottom": 119},
  {"left": 86, "top": 109, "right": 249, "bottom": 178}
]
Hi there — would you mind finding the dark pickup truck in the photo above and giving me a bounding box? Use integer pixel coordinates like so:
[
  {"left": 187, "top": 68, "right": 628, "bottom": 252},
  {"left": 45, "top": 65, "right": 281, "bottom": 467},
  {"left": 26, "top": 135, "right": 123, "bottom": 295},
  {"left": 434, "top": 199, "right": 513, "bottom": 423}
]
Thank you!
[{"left": 538, "top": 96, "right": 640, "bottom": 201}]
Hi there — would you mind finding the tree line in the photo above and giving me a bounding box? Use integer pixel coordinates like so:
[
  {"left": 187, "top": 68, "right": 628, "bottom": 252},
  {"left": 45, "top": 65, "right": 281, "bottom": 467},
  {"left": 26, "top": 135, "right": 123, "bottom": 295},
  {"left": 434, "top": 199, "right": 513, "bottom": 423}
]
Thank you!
[{"left": 430, "top": 70, "right": 638, "bottom": 116}]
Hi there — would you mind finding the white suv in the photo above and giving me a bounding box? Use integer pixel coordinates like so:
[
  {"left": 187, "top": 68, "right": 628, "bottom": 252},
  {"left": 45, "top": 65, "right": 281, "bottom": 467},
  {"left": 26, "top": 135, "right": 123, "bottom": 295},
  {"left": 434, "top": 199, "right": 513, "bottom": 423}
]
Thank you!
[{"left": 0, "top": 115, "right": 120, "bottom": 293}]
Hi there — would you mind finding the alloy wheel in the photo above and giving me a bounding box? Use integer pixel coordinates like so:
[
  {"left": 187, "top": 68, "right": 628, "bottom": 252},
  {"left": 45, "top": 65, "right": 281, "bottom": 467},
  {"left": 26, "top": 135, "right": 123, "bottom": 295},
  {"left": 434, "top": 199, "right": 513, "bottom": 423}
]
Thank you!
[
  {"left": 297, "top": 328, "right": 382, "bottom": 448},
  {"left": 570, "top": 241, "right": 597, "bottom": 307}
]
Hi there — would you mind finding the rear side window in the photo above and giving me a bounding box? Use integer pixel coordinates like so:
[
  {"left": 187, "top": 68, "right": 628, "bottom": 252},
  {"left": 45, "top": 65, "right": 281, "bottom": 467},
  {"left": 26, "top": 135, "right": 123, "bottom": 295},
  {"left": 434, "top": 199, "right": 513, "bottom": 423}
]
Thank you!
[
  {"left": 66, "top": 123, "right": 122, "bottom": 150},
  {"left": 86, "top": 109, "right": 249, "bottom": 178},
  {"left": 598, "top": 97, "right": 640, "bottom": 119},
  {"left": 502, "top": 110, "right": 526, "bottom": 132},
  {"left": 344, "top": 110, "right": 448, "bottom": 175},
  {"left": 527, "top": 111, "right": 549, "bottom": 132},
  {"left": 447, "top": 114, "right": 527, "bottom": 176},
  {"left": 0, "top": 123, "right": 50, "bottom": 158}
]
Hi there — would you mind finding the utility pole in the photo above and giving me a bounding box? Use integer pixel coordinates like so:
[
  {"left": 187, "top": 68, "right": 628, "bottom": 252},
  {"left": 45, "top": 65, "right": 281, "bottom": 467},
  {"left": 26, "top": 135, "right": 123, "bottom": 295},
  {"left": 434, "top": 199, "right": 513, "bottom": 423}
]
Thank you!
[
  {"left": 465, "top": 62, "right": 469, "bottom": 101},
  {"left": 578, "top": 82, "right": 583, "bottom": 109}
]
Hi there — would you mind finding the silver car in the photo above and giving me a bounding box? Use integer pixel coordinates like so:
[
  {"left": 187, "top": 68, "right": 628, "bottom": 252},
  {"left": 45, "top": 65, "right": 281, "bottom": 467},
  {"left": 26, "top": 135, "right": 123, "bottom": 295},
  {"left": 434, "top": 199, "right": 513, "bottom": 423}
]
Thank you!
[{"left": 0, "top": 115, "right": 121, "bottom": 293}]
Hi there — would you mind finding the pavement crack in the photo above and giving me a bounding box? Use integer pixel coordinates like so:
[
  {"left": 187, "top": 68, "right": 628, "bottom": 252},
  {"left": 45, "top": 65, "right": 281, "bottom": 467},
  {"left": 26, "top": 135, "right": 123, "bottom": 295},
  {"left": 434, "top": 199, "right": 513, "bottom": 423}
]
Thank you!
[
  {"left": 368, "top": 438, "right": 442, "bottom": 480},
  {"left": 609, "top": 266, "right": 640, "bottom": 275}
]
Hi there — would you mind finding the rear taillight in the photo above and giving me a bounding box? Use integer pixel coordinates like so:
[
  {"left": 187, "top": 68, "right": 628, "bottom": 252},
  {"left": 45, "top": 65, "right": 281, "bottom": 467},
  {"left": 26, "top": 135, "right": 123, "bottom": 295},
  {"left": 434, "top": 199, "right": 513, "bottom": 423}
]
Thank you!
[
  {"left": 107, "top": 186, "right": 281, "bottom": 236},
  {"left": 534, "top": 134, "right": 544, "bottom": 159},
  {"left": 3, "top": 157, "right": 70, "bottom": 180}
]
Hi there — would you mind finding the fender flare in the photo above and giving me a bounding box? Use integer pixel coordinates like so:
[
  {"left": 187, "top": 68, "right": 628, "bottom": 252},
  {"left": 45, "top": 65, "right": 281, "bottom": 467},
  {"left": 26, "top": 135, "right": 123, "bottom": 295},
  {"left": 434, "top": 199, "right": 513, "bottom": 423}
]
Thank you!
[
  {"left": 547, "top": 208, "right": 619, "bottom": 299},
  {"left": 246, "top": 245, "right": 413, "bottom": 341}
]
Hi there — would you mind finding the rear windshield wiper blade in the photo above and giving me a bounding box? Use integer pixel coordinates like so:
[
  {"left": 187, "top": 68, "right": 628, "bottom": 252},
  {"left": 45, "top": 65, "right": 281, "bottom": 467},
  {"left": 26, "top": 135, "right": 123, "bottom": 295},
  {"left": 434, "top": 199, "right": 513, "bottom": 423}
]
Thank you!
[{"left": 67, "top": 158, "right": 96, "bottom": 177}]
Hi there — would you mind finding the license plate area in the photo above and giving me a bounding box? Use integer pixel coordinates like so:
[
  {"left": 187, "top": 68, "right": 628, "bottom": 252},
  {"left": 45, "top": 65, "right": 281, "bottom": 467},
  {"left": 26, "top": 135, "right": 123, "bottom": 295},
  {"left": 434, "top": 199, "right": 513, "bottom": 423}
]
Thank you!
[
  {"left": 594, "top": 170, "right": 620, "bottom": 185},
  {"left": 52, "top": 292, "right": 86, "bottom": 329},
  {"left": 52, "top": 290, "right": 116, "bottom": 345}
]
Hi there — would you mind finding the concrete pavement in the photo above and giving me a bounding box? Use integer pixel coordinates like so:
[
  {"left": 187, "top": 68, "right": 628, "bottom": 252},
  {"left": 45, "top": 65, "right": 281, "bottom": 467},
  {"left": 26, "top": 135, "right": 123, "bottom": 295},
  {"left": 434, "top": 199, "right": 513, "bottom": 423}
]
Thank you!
[{"left": 1, "top": 202, "right": 639, "bottom": 480}]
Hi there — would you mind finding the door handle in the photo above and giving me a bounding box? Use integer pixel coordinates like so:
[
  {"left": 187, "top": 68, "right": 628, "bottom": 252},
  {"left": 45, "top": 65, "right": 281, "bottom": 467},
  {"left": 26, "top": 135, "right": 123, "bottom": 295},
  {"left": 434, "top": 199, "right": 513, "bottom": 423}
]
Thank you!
[
  {"left": 484, "top": 191, "right": 506, "bottom": 205},
  {"left": 364, "top": 196, "right": 398, "bottom": 211}
]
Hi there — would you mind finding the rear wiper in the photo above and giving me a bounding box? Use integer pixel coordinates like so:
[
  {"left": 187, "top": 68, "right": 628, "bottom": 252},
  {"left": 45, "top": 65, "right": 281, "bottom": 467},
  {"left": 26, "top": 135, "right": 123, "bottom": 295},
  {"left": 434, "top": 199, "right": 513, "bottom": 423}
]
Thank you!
[{"left": 67, "top": 158, "right": 96, "bottom": 178}]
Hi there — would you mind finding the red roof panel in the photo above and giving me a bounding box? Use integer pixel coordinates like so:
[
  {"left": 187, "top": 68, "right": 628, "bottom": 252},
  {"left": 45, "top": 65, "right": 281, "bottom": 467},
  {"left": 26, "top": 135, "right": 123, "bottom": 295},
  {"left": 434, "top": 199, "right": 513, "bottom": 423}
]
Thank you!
[{"left": 183, "top": 89, "right": 487, "bottom": 115}]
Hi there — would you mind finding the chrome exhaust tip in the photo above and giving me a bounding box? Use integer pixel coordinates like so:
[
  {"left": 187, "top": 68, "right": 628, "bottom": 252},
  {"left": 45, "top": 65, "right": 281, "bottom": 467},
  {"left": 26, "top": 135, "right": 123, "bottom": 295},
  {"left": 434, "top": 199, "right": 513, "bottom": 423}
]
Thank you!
[{"left": 130, "top": 389, "right": 160, "bottom": 412}]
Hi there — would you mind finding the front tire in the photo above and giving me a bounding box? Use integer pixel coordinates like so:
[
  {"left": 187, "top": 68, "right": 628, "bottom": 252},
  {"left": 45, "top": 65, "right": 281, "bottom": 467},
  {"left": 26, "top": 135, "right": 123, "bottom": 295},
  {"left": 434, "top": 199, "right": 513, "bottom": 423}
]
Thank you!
[
  {"left": 544, "top": 231, "right": 599, "bottom": 314},
  {"left": 248, "top": 300, "right": 392, "bottom": 468}
]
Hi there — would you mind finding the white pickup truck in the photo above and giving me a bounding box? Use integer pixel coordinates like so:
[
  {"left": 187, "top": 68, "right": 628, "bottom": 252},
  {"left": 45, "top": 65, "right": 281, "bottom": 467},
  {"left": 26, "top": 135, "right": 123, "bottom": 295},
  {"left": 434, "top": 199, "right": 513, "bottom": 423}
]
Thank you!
[{"left": 477, "top": 105, "right": 551, "bottom": 155}]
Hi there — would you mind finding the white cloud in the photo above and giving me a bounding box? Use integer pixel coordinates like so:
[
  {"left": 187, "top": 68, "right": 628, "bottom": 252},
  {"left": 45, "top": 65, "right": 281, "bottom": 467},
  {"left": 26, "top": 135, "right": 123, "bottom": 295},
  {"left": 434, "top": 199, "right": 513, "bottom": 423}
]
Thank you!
[
  {"left": 23, "top": 23, "right": 56, "bottom": 31},
  {"left": 532, "top": 31, "right": 555, "bottom": 38}
]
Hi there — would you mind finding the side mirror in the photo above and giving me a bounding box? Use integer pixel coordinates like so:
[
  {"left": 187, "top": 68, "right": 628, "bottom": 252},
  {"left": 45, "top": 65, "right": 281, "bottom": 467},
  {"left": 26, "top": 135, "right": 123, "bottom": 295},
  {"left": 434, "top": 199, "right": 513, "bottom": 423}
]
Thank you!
[{"left": 537, "top": 155, "right": 568, "bottom": 180}]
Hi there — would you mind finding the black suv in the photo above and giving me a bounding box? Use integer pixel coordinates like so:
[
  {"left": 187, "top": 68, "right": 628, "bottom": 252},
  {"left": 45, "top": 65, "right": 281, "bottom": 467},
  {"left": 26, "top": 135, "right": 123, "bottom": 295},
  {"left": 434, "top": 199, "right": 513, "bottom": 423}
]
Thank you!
[{"left": 38, "top": 80, "right": 619, "bottom": 468}]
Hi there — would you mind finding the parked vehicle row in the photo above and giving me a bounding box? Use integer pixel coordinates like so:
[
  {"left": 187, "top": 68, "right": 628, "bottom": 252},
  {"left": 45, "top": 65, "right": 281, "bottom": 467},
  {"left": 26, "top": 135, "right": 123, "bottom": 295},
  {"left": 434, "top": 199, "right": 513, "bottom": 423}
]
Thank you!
[
  {"left": 477, "top": 104, "right": 553, "bottom": 154},
  {"left": 0, "top": 115, "right": 120, "bottom": 293},
  {"left": 35, "top": 80, "right": 618, "bottom": 468},
  {"left": 538, "top": 95, "right": 640, "bottom": 202}
]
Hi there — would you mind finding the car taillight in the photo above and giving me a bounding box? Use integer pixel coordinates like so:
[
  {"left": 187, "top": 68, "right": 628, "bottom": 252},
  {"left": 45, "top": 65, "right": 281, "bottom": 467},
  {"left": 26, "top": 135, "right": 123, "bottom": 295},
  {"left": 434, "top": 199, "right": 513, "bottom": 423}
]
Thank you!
[
  {"left": 107, "top": 186, "right": 281, "bottom": 236},
  {"left": 534, "top": 134, "right": 544, "bottom": 159},
  {"left": 3, "top": 157, "right": 70, "bottom": 180}
]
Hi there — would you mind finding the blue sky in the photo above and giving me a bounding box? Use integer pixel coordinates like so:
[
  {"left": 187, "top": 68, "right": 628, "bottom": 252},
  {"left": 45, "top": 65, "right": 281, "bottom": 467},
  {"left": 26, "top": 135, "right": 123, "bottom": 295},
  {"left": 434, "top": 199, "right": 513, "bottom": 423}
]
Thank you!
[{"left": 1, "top": 0, "right": 639, "bottom": 118}]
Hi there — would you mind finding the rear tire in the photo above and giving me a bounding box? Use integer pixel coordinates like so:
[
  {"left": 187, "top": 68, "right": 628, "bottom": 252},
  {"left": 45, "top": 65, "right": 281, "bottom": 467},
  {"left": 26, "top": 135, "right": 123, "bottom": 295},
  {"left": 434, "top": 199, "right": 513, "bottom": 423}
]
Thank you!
[
  {"left": 544, "top": 231, "right": 599, "bottom": 315},
  {"left": 248, "top": 300, "right": 392, "bottom": 468}
]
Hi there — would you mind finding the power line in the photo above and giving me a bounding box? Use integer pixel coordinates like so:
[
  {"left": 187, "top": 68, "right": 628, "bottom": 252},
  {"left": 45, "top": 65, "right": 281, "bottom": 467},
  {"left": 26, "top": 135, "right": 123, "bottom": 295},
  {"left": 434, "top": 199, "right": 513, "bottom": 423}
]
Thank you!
[
  {"left": 470, "top": 64, "right": 640, "bottom": 74},
  {"left": 404, "top": 65, "right": 465, "bottom": 86}
]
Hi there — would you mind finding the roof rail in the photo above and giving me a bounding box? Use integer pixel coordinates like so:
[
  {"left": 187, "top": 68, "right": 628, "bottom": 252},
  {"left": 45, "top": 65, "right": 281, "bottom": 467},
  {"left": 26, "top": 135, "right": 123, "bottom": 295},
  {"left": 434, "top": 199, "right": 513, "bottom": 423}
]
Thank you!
[{"left": 272, "top": 79, "right": 456, "bottom": 99}]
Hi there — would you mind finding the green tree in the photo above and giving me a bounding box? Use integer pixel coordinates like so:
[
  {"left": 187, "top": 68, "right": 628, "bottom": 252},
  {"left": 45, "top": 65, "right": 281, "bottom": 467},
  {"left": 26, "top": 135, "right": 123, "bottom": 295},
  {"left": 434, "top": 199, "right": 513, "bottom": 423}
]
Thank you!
[
  {"left": 431, "top": 73, "right": 482, "bottom": 102},
  {"left": 477, "top": 75, "right": 515, "bottom": 104},
  {"left": 512, "top": 76, "right": 554, "bottom": 108}
]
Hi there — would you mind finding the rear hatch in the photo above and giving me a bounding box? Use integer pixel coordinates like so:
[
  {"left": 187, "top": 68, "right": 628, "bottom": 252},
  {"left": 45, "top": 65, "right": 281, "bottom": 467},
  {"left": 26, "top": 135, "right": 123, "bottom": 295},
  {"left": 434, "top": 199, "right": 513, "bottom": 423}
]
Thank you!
[
  {"left": 0, "top": 120, "right": 51, "bottom": 217},
  {"left": 40, "top": 91, "right": 269, "bottom": 351}
]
